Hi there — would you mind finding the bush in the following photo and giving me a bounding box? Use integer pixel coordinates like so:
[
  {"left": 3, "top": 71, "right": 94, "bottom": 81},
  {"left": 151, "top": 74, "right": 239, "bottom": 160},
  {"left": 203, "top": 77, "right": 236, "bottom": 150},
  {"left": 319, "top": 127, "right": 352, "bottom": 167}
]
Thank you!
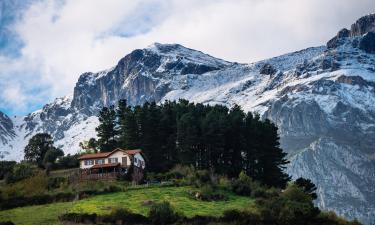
[
  {"left": 54, "top": 154, "right": 79, "bottom": 169},
  {"left": 0, "top": 221, "right": 15, "bottom": 225},
  {"left": 5, "top": 163, "right": 34, "bottom": 183},
  {"left": 0, "top": 192, "right": 75, "bottom": 210},
  {"left": 59, "top": 213, "right": 97, "bottom": 223},
  {"left": 103, "top": 207, "right": 149, "bottom": 224},
  {"left": 0, "top": 161, "right": 16, "bottom": 180},
  {"left": 192, "top": 185, "right": 227, "bottom": 201},
  {"left": 231, "top": 171, "right": 252, "bottom": 196},
  {"left": 47, "top": 176, "right": 67, "bottom": 190},
  {"left": 148, "top": 201, "right": 181, "bottom": 225}
]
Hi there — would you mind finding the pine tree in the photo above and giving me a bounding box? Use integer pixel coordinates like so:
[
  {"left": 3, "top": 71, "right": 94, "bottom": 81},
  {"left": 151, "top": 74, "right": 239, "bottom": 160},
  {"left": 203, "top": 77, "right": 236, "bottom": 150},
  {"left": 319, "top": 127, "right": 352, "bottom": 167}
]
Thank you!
[
  {"left": 256, "top": 119, "right": 290, "bottom": 188},
  {"left": 117, "top": 99, "right": 139, "bottom": 149},
  {"left": 225, "top": 105, "right": 245, "bottom": 177},
  {"left": 96, "top": 106, "right": 118, "bottom": 152}
]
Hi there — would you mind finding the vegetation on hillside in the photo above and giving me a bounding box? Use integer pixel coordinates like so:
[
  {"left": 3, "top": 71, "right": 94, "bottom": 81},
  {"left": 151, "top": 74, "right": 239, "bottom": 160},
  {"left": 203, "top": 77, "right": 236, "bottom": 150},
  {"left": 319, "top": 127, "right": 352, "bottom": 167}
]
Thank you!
[{"left": 95, "top": 99, "right": 290, "bottom": 188}]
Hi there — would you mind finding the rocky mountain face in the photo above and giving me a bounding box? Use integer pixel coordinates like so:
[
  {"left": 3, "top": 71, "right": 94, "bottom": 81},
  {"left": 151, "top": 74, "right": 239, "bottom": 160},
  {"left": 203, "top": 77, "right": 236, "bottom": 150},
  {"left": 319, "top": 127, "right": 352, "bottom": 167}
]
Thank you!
[
  {"left": 0, "top": 112, "right": 15, "bottom": 157},
  {"left": 0, "top": 14, "right": 375, "bottom": 224}
]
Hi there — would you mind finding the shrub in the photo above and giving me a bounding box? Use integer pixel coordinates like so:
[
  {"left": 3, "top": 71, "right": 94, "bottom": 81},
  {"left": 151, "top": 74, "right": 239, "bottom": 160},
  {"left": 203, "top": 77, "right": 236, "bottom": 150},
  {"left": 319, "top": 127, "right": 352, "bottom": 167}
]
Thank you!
[
  {"left": 54, "top": 154, "right": 79, "bottom": 169},
  {"left": 103, "top": 207, "right": 149, "bottom": 224},
  {"left": 231, "top": 171, "right": 252, "bottom": 196},
  {"left": 218, "top": 176, "right": 231, "bottom": 190},
  {"left": 47, "top": 176, "right": 67, "bottom": 190},
  {"left": 294, "top": 177, "right": 318, "bottom": 200},
  {"left": 59, "top": 213, "right": 97, "bottom": 223},
  {"left": 0, "top": 221, "right": 15, "bottom": 225},
  {"left": 5, "top": 163, "right": 34, "bottom": 184},
  {"left": 22, "top": 172, "right": 49, "bottom": 196},
  {"left": 190, "top": 185, "right": 227, "bottom": 201},
  {"left": 148, "top": 201, "right": 181, "bottom": 224},
  {"left": 0, "top": 161, "right": 16, "bottom": 180},
  {"left": 223, "top": 209, "right": 242, "bottom": 221}
]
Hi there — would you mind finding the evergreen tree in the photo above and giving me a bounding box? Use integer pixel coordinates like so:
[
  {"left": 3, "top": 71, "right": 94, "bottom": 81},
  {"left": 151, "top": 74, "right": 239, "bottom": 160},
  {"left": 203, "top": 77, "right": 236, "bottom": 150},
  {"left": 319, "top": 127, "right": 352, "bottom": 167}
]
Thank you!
[
  {"left": 201, "top": 106, "right": 228, "bottom": 173},
  {"left": 117, "top": 99, "right": 139, "bottom": 149},
  {"left": 225, "top": 105, "right": 245, "bottom": 177},
  {"left": 295, "top": 177, "right": 318, "bottom": 200},
  {"left": 256, "top": 119, "right": 290, "bottom": 188},
  {"left": 177, "top": 112, "right": 200, "bottom": 167},
  {"left": 96, "top": 106, "right": 117, "bottom": 152}
]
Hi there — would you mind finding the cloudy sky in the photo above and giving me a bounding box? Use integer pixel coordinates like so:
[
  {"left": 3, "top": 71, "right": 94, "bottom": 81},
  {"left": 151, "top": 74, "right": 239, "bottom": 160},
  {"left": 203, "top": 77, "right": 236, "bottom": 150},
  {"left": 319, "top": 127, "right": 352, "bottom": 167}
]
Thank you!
[{"left": 0, "top": 0, "right": 374, "bottom": 116}]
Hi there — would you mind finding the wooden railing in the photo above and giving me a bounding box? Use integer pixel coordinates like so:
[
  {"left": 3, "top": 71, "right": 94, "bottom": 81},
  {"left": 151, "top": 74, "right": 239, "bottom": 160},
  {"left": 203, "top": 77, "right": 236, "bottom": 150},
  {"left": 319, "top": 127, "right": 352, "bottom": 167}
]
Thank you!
[{"left": 79, "top": 172, "right": 120, "bottom": 180}]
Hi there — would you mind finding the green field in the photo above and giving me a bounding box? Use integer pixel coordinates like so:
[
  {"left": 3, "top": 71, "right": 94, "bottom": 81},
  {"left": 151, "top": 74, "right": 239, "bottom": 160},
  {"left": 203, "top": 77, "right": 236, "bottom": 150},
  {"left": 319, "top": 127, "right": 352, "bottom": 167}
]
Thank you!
[{"left": 0, "top": 186, "right": 254, "bottom": 225}]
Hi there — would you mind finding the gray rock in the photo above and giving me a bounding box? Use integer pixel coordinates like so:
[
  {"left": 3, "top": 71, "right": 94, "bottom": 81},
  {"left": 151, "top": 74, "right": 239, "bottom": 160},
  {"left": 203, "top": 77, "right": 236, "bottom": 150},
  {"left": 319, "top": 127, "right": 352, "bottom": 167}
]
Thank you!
[
  {"left": 359, "top": 31, "right": 375, "bottom": 54},
  {"left": 350, "top": 13, "right": 375, "bottom": 37}
]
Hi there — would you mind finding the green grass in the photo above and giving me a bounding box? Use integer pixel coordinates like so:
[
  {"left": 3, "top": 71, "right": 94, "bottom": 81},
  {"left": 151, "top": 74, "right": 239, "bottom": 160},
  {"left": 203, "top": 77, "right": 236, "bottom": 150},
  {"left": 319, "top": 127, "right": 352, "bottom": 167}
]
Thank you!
[{"left": 0, "top": 186, "right": 254, "bottom": 225}]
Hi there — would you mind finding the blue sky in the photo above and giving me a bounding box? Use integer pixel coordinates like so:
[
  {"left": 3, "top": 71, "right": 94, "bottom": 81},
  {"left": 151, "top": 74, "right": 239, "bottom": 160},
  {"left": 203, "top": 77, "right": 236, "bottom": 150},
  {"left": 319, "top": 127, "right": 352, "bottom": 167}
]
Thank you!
[{"left": 0, "top": 0, "right": 374, "bottom": 116}]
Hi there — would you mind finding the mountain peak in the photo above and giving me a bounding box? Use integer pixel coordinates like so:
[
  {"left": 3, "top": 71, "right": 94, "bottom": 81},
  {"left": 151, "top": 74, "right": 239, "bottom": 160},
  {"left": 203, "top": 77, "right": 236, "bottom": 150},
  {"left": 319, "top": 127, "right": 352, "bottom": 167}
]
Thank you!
[
  {"left": 327, "top": 13, "right": 375, "bottom": 52},
  {"left": 350, "top": 13, "right": 375, "bottom": 37}
]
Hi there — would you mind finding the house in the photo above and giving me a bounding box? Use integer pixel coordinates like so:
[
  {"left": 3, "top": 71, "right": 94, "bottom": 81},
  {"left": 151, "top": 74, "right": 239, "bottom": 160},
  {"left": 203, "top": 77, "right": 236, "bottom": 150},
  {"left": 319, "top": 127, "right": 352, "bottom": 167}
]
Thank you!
[{"left": 77, "top": 148, "right": 146, "bottom": 180}]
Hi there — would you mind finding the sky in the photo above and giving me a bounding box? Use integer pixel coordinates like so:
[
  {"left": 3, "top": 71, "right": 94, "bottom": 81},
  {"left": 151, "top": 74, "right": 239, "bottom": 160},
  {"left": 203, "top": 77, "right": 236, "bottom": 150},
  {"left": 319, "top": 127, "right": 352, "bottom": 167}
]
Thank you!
[{"left": 0, "top": 0, "right": 374, "bottom": 116}]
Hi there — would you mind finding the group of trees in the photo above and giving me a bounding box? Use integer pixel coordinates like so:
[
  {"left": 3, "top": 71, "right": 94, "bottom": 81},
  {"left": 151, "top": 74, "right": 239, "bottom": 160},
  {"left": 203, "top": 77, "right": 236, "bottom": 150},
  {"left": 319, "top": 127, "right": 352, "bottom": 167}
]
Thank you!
[
  {"left": 22, "top": 133, "right": 79, "bottom": 172},
  {"left": 24, "top": 133, "right": 64, "bottom": 169},
  {"left": 94, "top": 99, "right": 290, "bottom": 188}
]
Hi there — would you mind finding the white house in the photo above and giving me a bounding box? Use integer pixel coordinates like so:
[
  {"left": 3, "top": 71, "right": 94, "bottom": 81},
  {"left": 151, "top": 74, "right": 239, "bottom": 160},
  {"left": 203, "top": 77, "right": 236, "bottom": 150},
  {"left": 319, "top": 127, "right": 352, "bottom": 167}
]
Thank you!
[{"left": 78, "top": 148, "right": 146, "bottom": 172}]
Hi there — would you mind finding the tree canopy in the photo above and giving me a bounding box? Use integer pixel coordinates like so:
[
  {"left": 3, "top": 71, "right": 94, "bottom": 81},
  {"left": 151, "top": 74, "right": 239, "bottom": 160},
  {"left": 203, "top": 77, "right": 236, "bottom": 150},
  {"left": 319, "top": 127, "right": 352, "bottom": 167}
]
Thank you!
[{"left": 95, "top": 100, "right": 291, "bottom": 188}]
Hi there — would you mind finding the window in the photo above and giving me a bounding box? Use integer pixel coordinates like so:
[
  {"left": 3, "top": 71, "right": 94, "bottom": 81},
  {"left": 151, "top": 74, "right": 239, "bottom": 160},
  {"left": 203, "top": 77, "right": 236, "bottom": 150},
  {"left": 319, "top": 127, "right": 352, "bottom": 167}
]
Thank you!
[
  {"left": 95, "top": 159, "right": 105, "bottom": 165},
  {"left": 134, "top": 158, "right": 138, "bottom": 163},
  {"left": 122, "top": 157, "right": 127, "bottom": 166},
  {"left": 84, "top": 160, "right": 93, "bottom": 165},
  {"left": 108, "top": 158, "right": 118, "bottom": 163}
]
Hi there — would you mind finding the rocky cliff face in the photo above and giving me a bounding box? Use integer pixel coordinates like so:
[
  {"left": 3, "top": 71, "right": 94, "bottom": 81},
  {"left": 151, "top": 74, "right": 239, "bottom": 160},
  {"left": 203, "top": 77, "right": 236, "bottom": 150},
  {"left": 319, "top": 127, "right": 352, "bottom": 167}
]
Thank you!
[
  {"left": 0, "top": 112, "right": 15, "bottom": 159},
  {"left": 0, "top": 14, "right": 374, "bottom": 224}
]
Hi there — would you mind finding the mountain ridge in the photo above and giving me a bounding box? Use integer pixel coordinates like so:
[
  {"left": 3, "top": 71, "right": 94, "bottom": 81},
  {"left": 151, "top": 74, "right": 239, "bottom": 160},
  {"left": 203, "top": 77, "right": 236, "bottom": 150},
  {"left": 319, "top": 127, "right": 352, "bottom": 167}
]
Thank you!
[{"left": 1, "top": 13, "right": 375, "bottom": 224}]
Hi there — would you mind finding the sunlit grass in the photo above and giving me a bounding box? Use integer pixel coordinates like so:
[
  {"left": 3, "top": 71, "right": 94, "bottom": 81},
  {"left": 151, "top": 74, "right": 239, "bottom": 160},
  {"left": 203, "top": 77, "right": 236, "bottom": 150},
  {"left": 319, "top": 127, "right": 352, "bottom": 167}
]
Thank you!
[{"left": 0, "top": 186, "right": 254, "bottom": 225}]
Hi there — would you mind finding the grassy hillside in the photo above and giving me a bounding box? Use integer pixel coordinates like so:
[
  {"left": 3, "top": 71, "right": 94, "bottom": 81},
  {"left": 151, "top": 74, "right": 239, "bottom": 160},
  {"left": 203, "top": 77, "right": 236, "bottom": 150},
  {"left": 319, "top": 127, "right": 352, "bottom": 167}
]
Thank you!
[{"left": 0, "top": 186, "right": 254, "bottom": 225}]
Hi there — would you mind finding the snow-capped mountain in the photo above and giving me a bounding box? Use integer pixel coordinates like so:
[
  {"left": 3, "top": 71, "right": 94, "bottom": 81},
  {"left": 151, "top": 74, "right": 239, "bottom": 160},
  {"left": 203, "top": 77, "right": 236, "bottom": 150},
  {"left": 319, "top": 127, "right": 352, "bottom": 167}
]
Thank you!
[{"left": 1, "top": 13, "right": 375, "bottom": 224}]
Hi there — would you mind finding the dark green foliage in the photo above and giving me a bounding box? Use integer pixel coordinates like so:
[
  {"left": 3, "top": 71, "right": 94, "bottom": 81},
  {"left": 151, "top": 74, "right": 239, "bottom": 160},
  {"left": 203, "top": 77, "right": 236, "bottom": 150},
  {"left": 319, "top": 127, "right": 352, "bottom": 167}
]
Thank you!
[
  {"left": 0, "top": 192, "right": 75, "bottom": 210},
  {"left": 96, "top": 99, "right": 290, "bottom": 188},
  {"left": 96, "top": 106, "right": 118, "bottom": 152},
  {"left": 0, "top": 221, "right": 15, "bottom": 225},
  {"left": 117, "top": 99, "right": 139, "bottom": 149},
  {"left": 58, "top": 213, "right": 97, "bottom": 224},
  {"left": 295, "top": 177, "right": 318, "bottom": 200},
  {"left": 231, "top": 171, "right": 253, "bottom": 196},
  {"left": 54, "top": 154, "right": 79, "bottom": 169},
  {"left": 103, "top": 208, "right": 149, "bottom": 224},
  {"left": 5, "top": 163, "right": 34, "bottom": 183},
  {"left": 148, "top": 201, "right": 180, "bottom": 225},
  {"left": 43, "top": 148, "right": 64, "bottom": 166},
  {"left": 24, "top": 133, "right": 59, "bottom": 168},
  {"left": 59, "top": 209, "right": 149, "bottom": 224},
  {"left": 47, "top": 177, "right": 67, "bottom": 190},
  {"left": 256, "top": 184, "right": 321, "bottom": 225},
  {"left": 0, "top": 161, "right": 16, "bottom": 180}
]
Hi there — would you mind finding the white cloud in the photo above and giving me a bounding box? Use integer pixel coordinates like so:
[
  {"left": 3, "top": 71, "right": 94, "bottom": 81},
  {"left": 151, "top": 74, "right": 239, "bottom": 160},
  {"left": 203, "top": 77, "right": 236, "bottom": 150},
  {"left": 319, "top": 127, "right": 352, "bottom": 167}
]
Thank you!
[{"left": 1, "top": 0, "right": 375, "bottom": 115}]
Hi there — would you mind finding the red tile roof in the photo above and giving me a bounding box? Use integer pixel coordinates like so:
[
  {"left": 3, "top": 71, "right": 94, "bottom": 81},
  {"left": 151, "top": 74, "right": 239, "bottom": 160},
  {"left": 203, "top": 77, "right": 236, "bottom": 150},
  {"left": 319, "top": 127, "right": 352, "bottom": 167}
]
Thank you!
[{"left": 78, "top": 148, "right": 142, "bottom": 160}]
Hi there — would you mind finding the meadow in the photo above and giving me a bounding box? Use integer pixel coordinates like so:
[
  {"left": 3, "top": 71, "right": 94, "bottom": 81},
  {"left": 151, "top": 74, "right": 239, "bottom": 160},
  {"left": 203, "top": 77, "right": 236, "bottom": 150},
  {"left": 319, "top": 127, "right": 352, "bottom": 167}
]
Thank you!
[{"left": 0, "top": 186, "right": 254, "bottom": 225}]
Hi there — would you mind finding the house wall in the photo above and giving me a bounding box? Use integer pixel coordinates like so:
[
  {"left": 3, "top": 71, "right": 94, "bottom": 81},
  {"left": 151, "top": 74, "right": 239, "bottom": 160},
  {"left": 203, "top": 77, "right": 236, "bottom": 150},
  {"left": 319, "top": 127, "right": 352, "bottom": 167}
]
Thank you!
[
  {"left": 134, "top": 153, "right": 146, "bottom": 169},
  {"left": 79, "top": 151, "right": 132, "bottom": 169},
  {"left": 107, "top": 151, "right": 131, "bottom": 166},
  {"left": 80, "top": 159, "right": 96, "bottom": 169}
]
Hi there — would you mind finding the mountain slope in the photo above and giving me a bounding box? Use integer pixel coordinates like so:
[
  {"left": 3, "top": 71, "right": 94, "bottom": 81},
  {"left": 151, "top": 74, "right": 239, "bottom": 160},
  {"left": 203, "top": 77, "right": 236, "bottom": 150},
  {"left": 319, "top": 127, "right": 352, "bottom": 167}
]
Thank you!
[{"left": 1, "top": 13, "right": 375, "bottom": 224}]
